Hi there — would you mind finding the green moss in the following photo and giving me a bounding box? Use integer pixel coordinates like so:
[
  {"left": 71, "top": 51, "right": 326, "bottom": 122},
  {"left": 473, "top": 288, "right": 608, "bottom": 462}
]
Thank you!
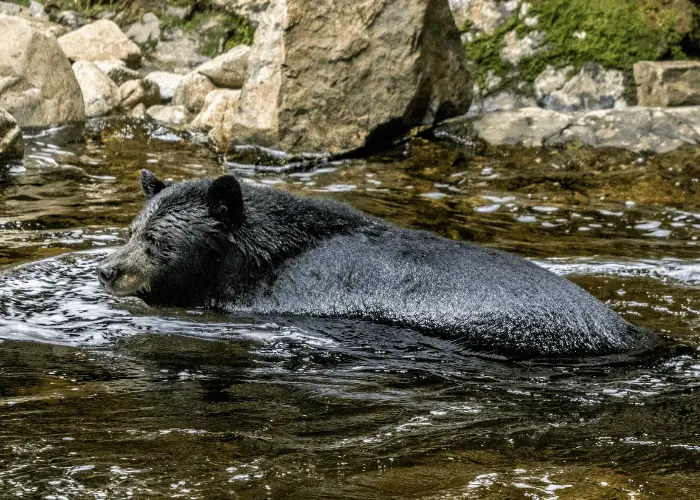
[
  {"left": 162, "top": 10, "right": 253, "bottom": 57},
  {"left": 464, "top": 0, "right": 693, "bottom": 89}
]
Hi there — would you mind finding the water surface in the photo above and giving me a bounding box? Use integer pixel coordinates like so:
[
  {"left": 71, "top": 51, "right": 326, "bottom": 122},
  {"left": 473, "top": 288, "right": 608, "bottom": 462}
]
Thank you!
[{"left": 0, "top": 122, "right": 699, "bottom": 498}]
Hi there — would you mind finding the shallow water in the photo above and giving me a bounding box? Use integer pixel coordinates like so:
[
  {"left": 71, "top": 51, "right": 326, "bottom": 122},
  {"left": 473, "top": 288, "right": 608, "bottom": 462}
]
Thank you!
[{"left": 0, "top": 123, "right": 699, "bottom": 498}]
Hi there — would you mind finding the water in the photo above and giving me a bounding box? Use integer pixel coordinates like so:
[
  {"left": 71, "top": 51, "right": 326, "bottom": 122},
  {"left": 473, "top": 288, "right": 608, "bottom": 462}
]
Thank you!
[{"left": 0, "top": 123, "right": 699, "bottom": 498}]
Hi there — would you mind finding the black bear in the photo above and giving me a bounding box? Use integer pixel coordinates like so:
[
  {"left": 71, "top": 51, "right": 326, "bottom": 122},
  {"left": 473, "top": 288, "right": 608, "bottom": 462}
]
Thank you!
[{"left": 97, "top": 170, "right": 655, "bottom": 357}]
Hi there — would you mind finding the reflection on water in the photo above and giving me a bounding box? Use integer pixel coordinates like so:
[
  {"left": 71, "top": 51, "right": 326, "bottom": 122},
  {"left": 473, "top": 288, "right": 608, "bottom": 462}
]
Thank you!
[{"left": 0, "top": 122, "right": 699, "bottom": 498}]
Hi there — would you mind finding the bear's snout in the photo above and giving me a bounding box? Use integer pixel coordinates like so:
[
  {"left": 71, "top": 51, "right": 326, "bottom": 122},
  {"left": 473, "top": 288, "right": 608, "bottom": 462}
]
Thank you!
[{"left": 97, "top": 264, "right": 119, "bottom": 286}]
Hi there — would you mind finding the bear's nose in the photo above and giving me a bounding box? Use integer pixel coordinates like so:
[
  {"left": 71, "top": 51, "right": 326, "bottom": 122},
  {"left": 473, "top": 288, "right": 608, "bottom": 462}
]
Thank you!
[{"left": 97, "top": 265, "right": 119, "bottom": 285}]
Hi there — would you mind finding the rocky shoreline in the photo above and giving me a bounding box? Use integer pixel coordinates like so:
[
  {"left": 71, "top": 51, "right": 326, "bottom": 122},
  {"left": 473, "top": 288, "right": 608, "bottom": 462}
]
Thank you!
[{"left": 2, "top": 0, "right": 700, "bottom": 163}]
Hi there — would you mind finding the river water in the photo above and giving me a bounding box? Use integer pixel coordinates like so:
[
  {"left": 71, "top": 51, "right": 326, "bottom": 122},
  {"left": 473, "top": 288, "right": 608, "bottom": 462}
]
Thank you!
[{"left": 0, "top": 121, "right": 699, "bottom": 498}]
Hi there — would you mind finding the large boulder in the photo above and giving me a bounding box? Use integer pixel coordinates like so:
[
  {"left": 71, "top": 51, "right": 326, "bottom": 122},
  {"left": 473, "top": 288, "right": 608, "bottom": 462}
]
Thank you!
[
  {"left": 0, "top": 15, "right": 85, "bottom": 127},
  {"left": 72, "top": 61, "right": 121, "bottom": 118},
  {"left": 194, "top": 45, "right": 250, "bottom": 88},
  {"left": 58, "top": 19, "right": 142, "bottom": 69},
  {"left": 634, "top": 61, "right": 700, "bottom": 107},
  {"left": 216, "top": 0, "right": 472, "bottom": 154},
  {"left": 0, "top": 107, "right": 23, "bottom": 162}
]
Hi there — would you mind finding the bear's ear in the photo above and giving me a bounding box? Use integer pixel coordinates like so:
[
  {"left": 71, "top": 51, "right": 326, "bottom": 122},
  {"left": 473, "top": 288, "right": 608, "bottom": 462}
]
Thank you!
[
  {"left": 206, "top": 175, "right": 244, "bottom": 227},
  {"left": 141, "top": 169, "right": 166, "bottom": 199}
]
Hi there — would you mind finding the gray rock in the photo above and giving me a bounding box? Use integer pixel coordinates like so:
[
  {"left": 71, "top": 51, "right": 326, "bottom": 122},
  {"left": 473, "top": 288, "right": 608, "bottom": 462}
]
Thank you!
[
  {"left": 0, "top": 107, "right": 23, "bottom": 163},
  {"left": 119, "top": 78, "right": 161, "bottom": 110},
  {"left": 194, "top": 45, "right": 250, "bottom": 88},
  {"left": 449, "top": 0, "right": 518, "bottom": 33},
  {"left": 172, "top": 72, "right": 216, "bottom": 113},
  {"left": 210, "top": 0, "right": 270, "bottom": 25},
  {"left": 0, "top": 15, "right": 85, "bottom": 127},
  {"left": 165, "top": 5, "right": 191, "bottom": 20},
  {"left": 148, "top": 29, "right": 208, "bottom": 73},
  {"left": 144, "top": 71, "right": 183, "bottom": 102},
  {"left": 470, "top": 105, "right": 700, "bottom": 153},
  {"left": 191, "top": 89, "right": 241, "bottom": 132},
  {"left": 634, "top": 61, "right": 700, "bottom": 107},
  {"left": 534, "top": 65, "right": 572, "bottom": 100},
  {"left": 468, "top": 90, "right": 537, "bottom": 115},
  {"left": 53, "top": 9, "right": 87, "bottom": 28},
  {"left": 0, "top": 2, "right": 22, "bottom": 16},
  {"left": 473, "top": 107, "right": 571, "bottom": 147},
  {"left": 29, "top": 0, "right": 48, "bottom": 20},
  {"left": 125, "top": 12, "right": 160, "bottom": 46},
  {"left": 94, "top": 60, "right": 141, "bottom": 86},
  {"left": 500, "top": 30, "right": 545, "bottom": 66},
  {"left": 129, "top": 102, "right": 147, "bottom": 118},
  {"left": 217, "top": 0, "right": 472, "bottom": 154},
  {"left": 543, "top": 63, "right": 625, "bottom": 112},
  {"left": 146, "top": 104, "right": 191, "bottom": 126},
  {"left": 72, "top": 60, "right": 121, "bottom": 118},
  {"left": 58, "top": 19, "right": 142, "bottom": 69}
]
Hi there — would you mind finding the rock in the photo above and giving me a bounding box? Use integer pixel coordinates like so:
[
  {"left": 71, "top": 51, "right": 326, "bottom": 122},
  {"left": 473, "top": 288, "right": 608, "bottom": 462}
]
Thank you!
[
  {"left": 58, "top": 19, "right": 142, "bottom": 69},
  {"left": 148, "top": 29, "right": 208, "bottom": 73},
  {"left": 0, "top": 15, "right": 85, "bottom": 127},
  {"left": 17, "top": 15, "right": 68, "bottom": 38},
  {"left": 449, "top": 0, "right": 518, "bottom": 33},
  {"left": 534, "top": 65, "right": 573, "bottom": 101},
  {"left": 146, "top": 104, "right": 191, "bottom": 126},
  {"left": 125, "top": 12, "right": 160, "bottom": 46},
  {"left": 172, "top": 73, "right": 216, "bottom": 113},
  {"left": 52, "top": 9, "right": 87, "bottom": 29},
  {"left": 468, "top": 106, "right": 700, "bottom": 153},
  {"left": 220, "top": 0, "right": 472, "bottom": 154},
  {"left": 210, "top": 0, "right": 270, "bottom": 25},
  {"left": 165, "top": 4, "right": 191, "bottom": 20},
  {"left": 634, "top": 61, "right": 700, "bottom": 107},
  {"left": 72, "top": 61, "right": 121, "bottom": 118},
  {"left": 473, "top": 107, "right": 571, "bottom": 147},
  {"left": 29, "top": 0, "right": 48, "bottom": 20},
  {"left": 0, "top": 2, "right": 22, "bottom": 16},
  {"left": 129, "top": 102, "right": 147, "bottom": 118},
  {"left": 94, "top": 60, "right": 141, "bottom": 86},
  {"left": 0, "top": 107, "right": 23, "bottom": 163},
  {"left": 191, "top": 89, "right": 241, "bottom": 131},
  {"left": 469, "top": 90, "right": 537, "bottom": 115},
  {"left": 144, "top": 71, "right": 183, "bottom": 102},
  {"left": 542, "top": 63, "right": 625, "bottom": 112},
  {"left": 194, "top": 45, "right": 250, "bottom": 88},
  {"left": 119, "top": 79, "right": 161, "bottom": 110},
  {"left": 500, "top": 30, "right": 546, "bottom": 66}
]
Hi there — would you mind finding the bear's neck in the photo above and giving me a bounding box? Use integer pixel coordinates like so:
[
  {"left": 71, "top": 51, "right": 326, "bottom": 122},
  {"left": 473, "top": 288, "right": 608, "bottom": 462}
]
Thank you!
[{"left": 214, "top": 184, "right": 384, "bottom": 301}]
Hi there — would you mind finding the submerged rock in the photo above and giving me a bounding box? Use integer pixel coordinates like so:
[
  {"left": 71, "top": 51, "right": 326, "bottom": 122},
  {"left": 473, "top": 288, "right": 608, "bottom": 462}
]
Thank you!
[
  {"left": 0, "top": 107, "right": 23, "bottom": 162},
  {"left": 58, "top": 19, "right": 142, "bottom": 69},
  {"left": 0, "top": 15, "right": 85, "bottom": 127},
  {"left": 72, "top": 61, "right": 121, "bottom": 118},
  {"left": 193, "top": 45, "right": 250, "bottom": 88},
  {"left": 634, "top": 61, "right": 700, "bottom": 107},
  {"left": 119, "top": 79, "right": 161, "bottom": 110}
]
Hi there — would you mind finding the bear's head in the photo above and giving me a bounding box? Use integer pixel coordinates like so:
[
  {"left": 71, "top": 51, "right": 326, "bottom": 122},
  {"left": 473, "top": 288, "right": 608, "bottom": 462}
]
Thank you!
[{"left": 96, "top": 170, "right": 244, "bottom": 306}]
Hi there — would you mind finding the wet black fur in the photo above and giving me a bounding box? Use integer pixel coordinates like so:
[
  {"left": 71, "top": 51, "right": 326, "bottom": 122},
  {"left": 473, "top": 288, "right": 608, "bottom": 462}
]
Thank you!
[{"left": 103, "top": 172, "right": 657, "bottom": 357}]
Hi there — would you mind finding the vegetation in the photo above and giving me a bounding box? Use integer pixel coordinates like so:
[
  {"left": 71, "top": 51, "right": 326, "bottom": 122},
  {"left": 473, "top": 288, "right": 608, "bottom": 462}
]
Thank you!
[{"left": 464, "top": 0, "right": 699, "bottom": 88}]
